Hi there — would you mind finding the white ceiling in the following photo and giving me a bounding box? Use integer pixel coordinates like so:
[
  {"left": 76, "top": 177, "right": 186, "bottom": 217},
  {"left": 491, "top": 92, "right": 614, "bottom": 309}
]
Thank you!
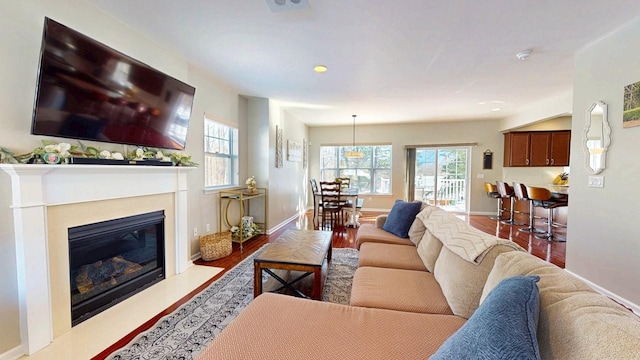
[{"left": 86, "top": 0, "right": 640, "bottom": 126}]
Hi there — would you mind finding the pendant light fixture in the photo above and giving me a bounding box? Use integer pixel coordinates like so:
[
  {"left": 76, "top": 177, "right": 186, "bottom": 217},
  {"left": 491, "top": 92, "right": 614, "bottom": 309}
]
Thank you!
[{"left": 344, "top": 114, "right": 364, "bottom": 158}]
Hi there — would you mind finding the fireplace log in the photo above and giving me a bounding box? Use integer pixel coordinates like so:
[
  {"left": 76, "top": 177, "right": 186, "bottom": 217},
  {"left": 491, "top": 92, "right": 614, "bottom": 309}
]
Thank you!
[{"left": 75, "top": 256, "right": 142, "bottom": 294}]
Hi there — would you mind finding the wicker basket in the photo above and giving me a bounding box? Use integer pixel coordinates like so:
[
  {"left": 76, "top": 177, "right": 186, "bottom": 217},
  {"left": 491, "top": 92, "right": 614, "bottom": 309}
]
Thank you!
[{"left": 199, "top": 231, "right": 232, "bottom": 261}]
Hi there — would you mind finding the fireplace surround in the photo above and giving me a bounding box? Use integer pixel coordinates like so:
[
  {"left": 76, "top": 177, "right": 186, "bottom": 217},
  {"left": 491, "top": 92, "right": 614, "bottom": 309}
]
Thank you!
[{"left": 0, "top": 164, "right": 194, "bottom": 355}]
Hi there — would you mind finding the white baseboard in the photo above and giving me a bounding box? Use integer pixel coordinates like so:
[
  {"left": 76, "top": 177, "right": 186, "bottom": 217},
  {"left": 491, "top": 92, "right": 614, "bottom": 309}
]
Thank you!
[
  {"left": 564, "top": 269, "right": 640, "bottom": 316},
  {"left": 190, "top": 215, "right": 297, "bottom": 262},
  {"left": 0, "top": 345, "right": 23, "bottom": 360},
  {"left": 267, "top": 214, "right": 299, "bottom": 235},
  {"left": 360, "top": 207, "right": 389, "bottom": 212},
  {"left": 468, "top": 211, "right": 496, "bottom": 216}
]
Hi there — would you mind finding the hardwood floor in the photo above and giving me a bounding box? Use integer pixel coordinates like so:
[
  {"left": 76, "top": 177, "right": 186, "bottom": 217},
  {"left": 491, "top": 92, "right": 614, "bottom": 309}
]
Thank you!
[{"left": 93, "top": 210, "right": 565, "bottom": 359}]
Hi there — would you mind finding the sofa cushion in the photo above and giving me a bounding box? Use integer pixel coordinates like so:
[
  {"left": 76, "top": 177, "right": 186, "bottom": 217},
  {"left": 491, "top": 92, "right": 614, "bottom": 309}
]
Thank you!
[
  {"left": 407, "top": 218, "right": 426, "bottom": 245},
  {"left": 381, "top": 199, "right": 422, "bottom": 238},
  {"left": 198, "top": 293, "right": 467, "bottom": 360},
  {"left": 433, "top": 242, "right": 519, "bottom": 319},
  {"left": 421, "top": 208, "right": 507, "bottom": 263},
  {"left": 374, "top": 214, "right": 388, "bottom": 228},
  {"left": 431, "top": 275, "right": 541, "bottom": 360},
  {"left": 358, "top": 242, "right": 427, "bottom": 271},
  {"left": 416, "top": 229, "right": 443, "bottom": 272},
  {"left": 350, "top": 267, "right": 453, "bottom": 314},
  {"left": 406, "top": 203, "right": 431, "bottom": 245},
  {"left": 481, "top": 251, "right": 640, "bottom": 360},
  {"left": 355, "top": 223, "right": 414, "bottom": 249}
]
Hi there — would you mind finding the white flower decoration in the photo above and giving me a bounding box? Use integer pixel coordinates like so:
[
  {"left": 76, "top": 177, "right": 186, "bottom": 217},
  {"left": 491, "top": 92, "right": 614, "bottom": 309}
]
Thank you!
[
  {"left": 99, "top": 150, "right": 112, "bottom": 159},
  {"left": 135, "top": 148, "right": 145, "bottom": 159},
  {"left": 112, "top": 152, "right": 124, "bottom": 160},
  {"left": 155, "top": 151, "right": 164, "bottom": 160},
  {"left": 58, "top": 143, "right": 71, "bottom": 153},
  {"left": 44, "top": 144, "right": 59, "bottom": 153}
]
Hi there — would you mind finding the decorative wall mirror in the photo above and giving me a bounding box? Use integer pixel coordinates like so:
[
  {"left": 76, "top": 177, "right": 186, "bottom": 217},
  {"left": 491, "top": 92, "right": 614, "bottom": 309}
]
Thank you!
[{"left": 582, "top": 101, "right": 611, "bottom": 174}]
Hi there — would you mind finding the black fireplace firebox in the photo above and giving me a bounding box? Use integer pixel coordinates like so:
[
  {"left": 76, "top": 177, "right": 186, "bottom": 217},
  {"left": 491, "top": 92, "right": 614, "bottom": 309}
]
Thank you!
[{"left": 68, "top": 211, "right": 165, "bottom": 326}]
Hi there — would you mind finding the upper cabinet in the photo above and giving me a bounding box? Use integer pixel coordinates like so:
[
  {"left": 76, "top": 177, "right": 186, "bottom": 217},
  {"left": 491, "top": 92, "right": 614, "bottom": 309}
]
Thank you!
[{"left": 503, "top": 130, "right": 571, "bottom": 167}]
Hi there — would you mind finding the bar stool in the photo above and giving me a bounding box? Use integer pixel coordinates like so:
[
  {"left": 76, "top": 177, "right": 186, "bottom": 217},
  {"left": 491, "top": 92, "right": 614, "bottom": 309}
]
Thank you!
[
  {"left": 512, "top": 182, "right": 544, "bottom": 234},
  {"left": 483, "top": 182, "right": 503, "bottom": 220},
  {"left": 525, "top": 185, "right": 569, "bottom": 242},
  {"left": 496, "top": 181, "right": 524, "bottom": 225}
]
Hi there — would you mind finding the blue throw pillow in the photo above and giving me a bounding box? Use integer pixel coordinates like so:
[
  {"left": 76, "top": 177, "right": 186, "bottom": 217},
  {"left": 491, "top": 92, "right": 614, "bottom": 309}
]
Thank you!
[
  {"left": 431, "top": 275, "right": 541, "bottom": 360},
  {"left": 381, "top": 200, "right": 422, "bottom": 238}
]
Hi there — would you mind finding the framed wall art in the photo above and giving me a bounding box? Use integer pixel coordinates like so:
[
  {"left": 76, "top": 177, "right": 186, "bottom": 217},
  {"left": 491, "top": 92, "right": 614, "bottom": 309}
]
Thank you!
[
  {"left": 287, "top": 139, "right": 302, "bottom": 162},
  {"left": 275, "top": 125, "right": 283, "bottom": 168},
  {"left": 303, "top": 138, "right": 308, "bottom": 169},
  {"left": 623, "top": 80, "right": 640, "bottom": 128}
]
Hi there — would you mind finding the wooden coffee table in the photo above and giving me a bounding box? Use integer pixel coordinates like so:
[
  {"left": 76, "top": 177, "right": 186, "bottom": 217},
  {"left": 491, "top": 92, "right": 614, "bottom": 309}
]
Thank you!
[{"left": 254, "top": 229, "right": 332, "bottom": 300}]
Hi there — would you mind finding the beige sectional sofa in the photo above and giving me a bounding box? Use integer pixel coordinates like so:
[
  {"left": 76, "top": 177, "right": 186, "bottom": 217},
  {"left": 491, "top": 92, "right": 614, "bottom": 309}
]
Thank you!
[{"left": 198, "top": 206, "right": 640, "bottom": 360}]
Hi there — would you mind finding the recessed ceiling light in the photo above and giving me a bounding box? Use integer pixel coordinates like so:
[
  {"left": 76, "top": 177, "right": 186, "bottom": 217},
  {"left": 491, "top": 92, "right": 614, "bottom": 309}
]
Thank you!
[
  {"left": 314, "top": 65, "right": 327, "bottom": 73},
  {"left": 491, "top": 108, "right": 502, "bottom": 112}
]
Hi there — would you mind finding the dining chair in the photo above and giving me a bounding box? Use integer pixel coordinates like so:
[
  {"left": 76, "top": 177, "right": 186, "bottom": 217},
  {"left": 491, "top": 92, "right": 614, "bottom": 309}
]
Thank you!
[
  {"left": 336, "top": 177, "right": 351, "bottom": 189},
  {"left": 319, "top": 181, "right": 345, "bottom": 230},
  {"left": 310, "top": 178, "right": 322, "bottom": 227},
  {"left": 336, "top": 177, "right": 355, "bottom": 220}
]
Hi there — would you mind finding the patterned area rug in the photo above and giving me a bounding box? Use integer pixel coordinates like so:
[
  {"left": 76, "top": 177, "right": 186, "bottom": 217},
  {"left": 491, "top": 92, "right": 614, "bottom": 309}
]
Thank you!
[{"left": 107, "top": 246, "right": 359, "bottom": 360}]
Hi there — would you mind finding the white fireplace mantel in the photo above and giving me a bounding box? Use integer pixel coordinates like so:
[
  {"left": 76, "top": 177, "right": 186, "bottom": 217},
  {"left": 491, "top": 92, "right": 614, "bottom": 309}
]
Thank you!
[{"left": 0, "top": 163, "right": 194, "bottom": 355}]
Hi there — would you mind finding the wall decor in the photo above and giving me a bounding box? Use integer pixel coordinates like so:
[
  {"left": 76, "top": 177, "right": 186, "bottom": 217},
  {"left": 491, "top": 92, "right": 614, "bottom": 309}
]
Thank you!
[
  {"left": 287, "top": 139, "right": 302, "bottom": 162},
  {"left": 623, "top": 80, "right": 640, "bottom": 128},
  {"left": 303, "top": 138, "right": 308, "bottom": 169},
  {"left": 275, "top": 125, "right": 283, "bottom": 168},
  {"left": 583, "top": 101, "right": 610, "bottom": 174},
  {"left": 482, "top": 149, "right": 493, "bottom": 169}
]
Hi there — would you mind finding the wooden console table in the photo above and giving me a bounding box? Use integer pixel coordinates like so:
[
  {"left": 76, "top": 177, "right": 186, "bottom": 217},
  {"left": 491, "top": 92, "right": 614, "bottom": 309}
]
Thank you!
[{"left": 218, "top": 187, "right": 268, "bottom": 249}]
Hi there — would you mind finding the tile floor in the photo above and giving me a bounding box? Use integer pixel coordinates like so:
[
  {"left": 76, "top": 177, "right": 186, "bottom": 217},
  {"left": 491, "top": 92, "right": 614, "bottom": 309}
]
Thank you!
[{"left": 19, "top": 265, "right": 223, "bottom": 360}]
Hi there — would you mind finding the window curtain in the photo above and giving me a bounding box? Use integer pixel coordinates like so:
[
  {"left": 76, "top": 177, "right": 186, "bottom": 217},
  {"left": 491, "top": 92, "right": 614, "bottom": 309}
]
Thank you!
[{"left": 405, "top": 148, "right": 416, "bottom": 201}]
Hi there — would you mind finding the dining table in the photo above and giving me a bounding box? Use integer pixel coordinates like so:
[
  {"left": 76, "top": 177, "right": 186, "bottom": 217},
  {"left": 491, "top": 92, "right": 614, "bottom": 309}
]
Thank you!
[{"left": 314, "top": 187, "right": 360, "bottom": 228}]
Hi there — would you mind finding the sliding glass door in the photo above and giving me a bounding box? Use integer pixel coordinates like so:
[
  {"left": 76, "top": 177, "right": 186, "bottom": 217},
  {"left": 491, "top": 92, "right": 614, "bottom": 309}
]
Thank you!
[{"left": 413, "top": 147, "right": 469, "bottom": 213}]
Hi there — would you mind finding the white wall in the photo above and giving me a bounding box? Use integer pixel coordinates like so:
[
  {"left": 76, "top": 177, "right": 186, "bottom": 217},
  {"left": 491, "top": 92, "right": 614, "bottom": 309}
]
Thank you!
[
  {"left": 267, "top": 102, "right": 309, "bottom": 229},
  {"left": 567, "top": 18, "right": 640, "bottom": 309},
  {"left": 499, "top": 91, "right": 573, "bottom": 131},
  {"left": 244, "top": 98, "right": 309, "bottom": 233},
  {"left": 309, "top": 119, "right": 504, "bottom": 214},
  {"left": 0, "top": 0, "right": 246, "bottom": 354},
  {"left": 186, "top": 64, "right": 244, "bottom": 256}
]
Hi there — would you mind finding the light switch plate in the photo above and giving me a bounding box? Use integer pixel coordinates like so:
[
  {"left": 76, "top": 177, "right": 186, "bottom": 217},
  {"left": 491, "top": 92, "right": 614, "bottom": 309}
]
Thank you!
[{"left": 588, "top": 175, "right": 604, "bottom": 188}]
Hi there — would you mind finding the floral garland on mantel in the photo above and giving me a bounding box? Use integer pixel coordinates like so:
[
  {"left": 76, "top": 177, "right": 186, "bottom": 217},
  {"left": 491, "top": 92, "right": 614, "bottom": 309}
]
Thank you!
[{"left": 0, "top": 140, "right": 197, "bottom": 167}]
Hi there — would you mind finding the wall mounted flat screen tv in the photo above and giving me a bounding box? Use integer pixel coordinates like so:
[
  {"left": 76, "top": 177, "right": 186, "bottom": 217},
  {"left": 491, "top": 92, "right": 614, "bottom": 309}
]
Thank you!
[{"left": 31, "top": 18, "right": 196, "bottom": 150}]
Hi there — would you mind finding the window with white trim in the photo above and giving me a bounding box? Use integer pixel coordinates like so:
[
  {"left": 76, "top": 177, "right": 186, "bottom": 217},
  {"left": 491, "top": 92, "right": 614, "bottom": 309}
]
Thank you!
[
  {"left": 204, "top": 117, "right": 238, "bottom": 189},
  {"left": 319, "top": 145, "right": 392, "bottom": 194}
]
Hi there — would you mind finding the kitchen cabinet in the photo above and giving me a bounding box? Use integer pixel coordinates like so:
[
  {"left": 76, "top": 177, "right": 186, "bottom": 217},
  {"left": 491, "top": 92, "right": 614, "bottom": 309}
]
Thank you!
[
  {"left": 548, "top": 131, "right": 571, "bottom": 166},
  {"left": 504, "top": 130, "right": 571, "bottom": 167}
]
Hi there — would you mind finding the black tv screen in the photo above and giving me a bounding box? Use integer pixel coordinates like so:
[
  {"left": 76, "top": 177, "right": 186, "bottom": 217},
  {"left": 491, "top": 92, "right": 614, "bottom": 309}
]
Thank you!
[{"left": 31, "top": 18, "right": 195, "bottom": 150}]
